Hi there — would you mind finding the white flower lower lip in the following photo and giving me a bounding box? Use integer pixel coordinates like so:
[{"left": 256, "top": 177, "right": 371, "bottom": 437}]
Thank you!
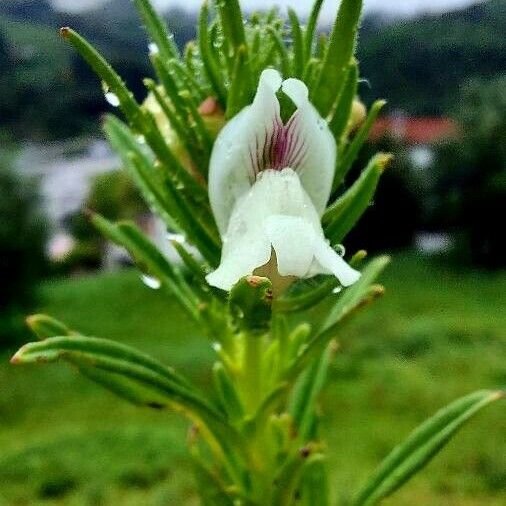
[{"left": 206, "top": 69, "right": 360, "bottom": 292}]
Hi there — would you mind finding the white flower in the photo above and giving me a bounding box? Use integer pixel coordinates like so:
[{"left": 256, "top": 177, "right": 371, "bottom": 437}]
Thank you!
[{"left": 206, "top": 69, "right": 360, "bottom": 291}]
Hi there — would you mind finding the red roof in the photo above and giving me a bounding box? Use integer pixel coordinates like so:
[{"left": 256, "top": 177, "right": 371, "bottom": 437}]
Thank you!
[{"left": 370, "top": 116, "right": 458, "bottom": 144}]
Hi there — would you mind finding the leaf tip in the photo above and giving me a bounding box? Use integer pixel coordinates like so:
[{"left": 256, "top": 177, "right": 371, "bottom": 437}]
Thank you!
[{"left": 59, "top": 26, "right": 71, "bottom": 39}]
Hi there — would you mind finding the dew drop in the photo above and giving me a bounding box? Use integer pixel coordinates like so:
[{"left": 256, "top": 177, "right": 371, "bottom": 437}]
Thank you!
[
  {"left": 166, "top": 232, "right": 186, "bottom": 244},
  {"left": 212, "top": 342, "right": 222, "bottom": 353},
  {"left": 136, "top": 134, "right": 146, "bottom": 144},
  {"left": 141, "top": 274, "right": 161, "bottom": 289},
  {"left": 335, "top": 244, "right": 346, "bottom": 257},
  {"left": 332, "top": 286, "right": 343, "bottom": 294},
  {"left": 148, "top": 42, "right": 159, "bottom": 55},
  {"left": 105, "top": 92, "right": 120, "bottom": 107}
]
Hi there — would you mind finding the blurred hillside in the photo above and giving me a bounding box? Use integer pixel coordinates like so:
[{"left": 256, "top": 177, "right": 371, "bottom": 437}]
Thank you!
[{"left": 1, "top": 0, "right": 505, "bottom": 140}]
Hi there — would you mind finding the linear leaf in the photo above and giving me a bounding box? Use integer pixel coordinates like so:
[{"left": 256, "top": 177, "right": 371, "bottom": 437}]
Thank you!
[
  {"left": 288, "top": 8, "right": 305, "bottom": 78},
  {"left": 311, "top": 0, "right": 363, "bottom": 116},
  {"left": 11, "top": 336, "right": 239, "bottom": 444},
  {"left": 333, "top": 99, "right": 386, "bottom": 189},
  {"left": 133, "top": 0, "right": 179, "bottom": 62},
  {"left": 324, "top": 153, "right": 392, "bottom": 244},
  {"left": 60, "top": 28, "right": 142, "bottom": 127},
  {"left": 288, "top": 256, "right": 389, "bottom": 375},
  {"left": 91, "top": 214, "right": 200, "bottom": 318},
  {"left": 328, "top": 60, "right": 358, "bottom": 142},
  {"left": 353, "top": 390, "right": 505, "bottom": 505},
  {"left": 289, "top": 343, "right": 334, "bottom": 442},
  {"left": 198, "top": 2, "right": 227, "bottom": 105},
  {"left": 304, "top": 0, "right": 325, "bottom": 60}
]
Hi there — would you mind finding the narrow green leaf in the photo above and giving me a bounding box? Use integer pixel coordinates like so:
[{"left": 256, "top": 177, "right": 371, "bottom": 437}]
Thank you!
[
  {"left": 323, "top": 255, "right": 389, "bottom": 330},
  {"left": 103, "top": 115, "right": 178, "bottom": 230},
  {"left": 274, "top": 278, "right": 338, "bottom": 313},
  {"left": 272, "top": 448, "right": 322, "bottom": 506},
  {"left": 324, "top": 153, "right": 392, "bottom": 244},
  {"left": 226, "top": 45, "right": 251, "bottom": 118},
  {"left": 333, "top": 99, "right": 386, "bottom": 189},
  {"left": 216, "top": 0, "right": 248, "bottom": 57},
  {"left": 91, "top": 214, "right": 200, "bottom": 318},
  {"left": 311, "top": 0, "right": 363, "bottom": 116},
  {"left": 60, "top": 28, "right": 141, "bottom": 127},
  {"left": 274, "top": 250, "right": 366, "bottom": 314},
  {"left": 288, "top": 8, "right": 305, "bottom": 78},
  {"left": 300, "top": 455, "right": 330, "bottom": 506},
  {"left": 304, "top": 0, "right": 325, "bottom": 59},
  {"left": 10, "top": 336, "right": 248, "bottom": 461},
  {"left": 133, "top": 0, "right": 179, "bottom": 62},
  {"left": 289, "top": 256, "right": 389, "bottom": 374},
  {"left": 11, "top": 335, "right": 196, "bottom": 393},
  {"left": 245, "top": 382, "right": 289, "bottom": 433},
  {"left": 198, "top": 2, "right": 227, "bottom": 106},
  {"left": 353, "top": 390, "right": 505, "bottom": 505},
  {"left": 267, "top": 26, "right": 291, "bottom": 78},
  {"left": 328, "top": 60, "right": 358, "bottom": 143},
  {"left": 171, "top": 240, "right": 209, "bottom": 282},
  {"left": 26, "top": 314, "right": 73, "bottom": 340},
  {"left": 213, "top": 362, "right": 245, "bottom": 422},
  {"left": 191, "top": 457, "right": 236, "bottom": 506},
  {"left": 289, "top": 343, "right": 334, "bottom": 442},
  {"left": 179, "top": 88, "right": 214, "bottom": 157}
]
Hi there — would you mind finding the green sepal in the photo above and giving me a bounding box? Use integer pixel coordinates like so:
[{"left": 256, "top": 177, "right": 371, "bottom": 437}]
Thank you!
[
  {"left": 324, "top": 153, "right": 392, "bottom": 244},
  {"left": 333, "top": 99, "right": 386, "bottom": 189},
  {"left": 229, "top": 276, "right": 273, "bottom": 334},
  {"left": 311, "top": 0, "right": 363, "bottom": 116},
  {"left": 26, "top": 314, "right": 73, "bottom": 340},
  {"left": 352, "top": 390, "right": 505, "bottom": 505},
  {"left": 213, "top": 362, "right": 245, "bottom": 423},
  {"left": 133, "top": 0, "right": 180, "bottom": 62}
]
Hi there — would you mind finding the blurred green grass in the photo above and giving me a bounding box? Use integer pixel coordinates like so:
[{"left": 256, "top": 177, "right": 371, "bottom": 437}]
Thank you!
[{"left": 0, "top": 252, "right": 504, "bottom": 505}]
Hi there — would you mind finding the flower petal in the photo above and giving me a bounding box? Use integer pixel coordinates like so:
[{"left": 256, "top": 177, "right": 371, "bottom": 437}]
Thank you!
[
  {"left": 206, "top": 168, "right": 359, "bottom": 291},
  {"left": 208, "top": 69, "right": 283, "bottom": 235},
  {"left": 264, "top": 215, "right": 316, "bottom": 277},
  {"left": 281, "top": 78, "right": 336, "bottom": 216},
  {"left": 312, "top": 239, "right": 361, "bottom": 287}
]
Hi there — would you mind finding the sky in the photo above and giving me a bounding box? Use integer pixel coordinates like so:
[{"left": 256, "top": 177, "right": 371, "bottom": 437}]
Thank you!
[{"left": 51, "top": 0, "right": 485, "bottom": 20}]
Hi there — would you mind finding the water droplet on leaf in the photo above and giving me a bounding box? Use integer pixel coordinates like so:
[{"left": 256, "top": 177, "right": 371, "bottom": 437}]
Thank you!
[
  {"left": 141, "top": 274, "right": 161, "bottom": 289},
  {"left": 105, "top": 92, "right": 120, "bottom": 107}
]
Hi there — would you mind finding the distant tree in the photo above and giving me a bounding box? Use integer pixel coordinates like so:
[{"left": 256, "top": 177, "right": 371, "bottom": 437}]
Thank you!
[
  {"left": 434, "top": 75, "right": 506, "bottom": 268},
  {"left": 342, "top": 136, "right": 421, "bottom": 254},
  {"left": 0, "top": 159, "right": 48, "bottom": 346}
]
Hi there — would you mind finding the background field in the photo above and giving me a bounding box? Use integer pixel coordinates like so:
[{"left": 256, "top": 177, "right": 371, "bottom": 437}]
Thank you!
[{"left": 1, "top": 252, "right": 504, "bottom": 505}]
